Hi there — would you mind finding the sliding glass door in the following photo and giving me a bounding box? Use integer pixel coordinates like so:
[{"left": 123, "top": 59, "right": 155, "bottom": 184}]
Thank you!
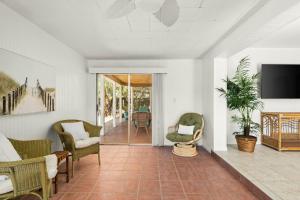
[{"left": 96, "top": 74, "right": 152, "bottom": 145}]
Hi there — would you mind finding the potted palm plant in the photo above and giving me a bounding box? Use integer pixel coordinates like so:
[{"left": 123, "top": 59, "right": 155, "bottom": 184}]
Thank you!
[{"left": 217, "top": 57, "right": 263, "bottom": 152}]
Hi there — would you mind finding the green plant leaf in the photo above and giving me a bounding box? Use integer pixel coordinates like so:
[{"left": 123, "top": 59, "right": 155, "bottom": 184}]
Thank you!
[{"left": 216, "top": 56, "right": 264, "bottom": 136}]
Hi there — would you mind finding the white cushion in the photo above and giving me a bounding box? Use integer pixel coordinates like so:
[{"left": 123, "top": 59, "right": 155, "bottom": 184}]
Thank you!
[
  {"left": 0, "top": 133, "right": 21, "bottom": 162},
  {"left": 75, "top": 137, "right": 100, "bottom": 148},
  {"left": 0, "top": 176, "right": 7, "bottom": 181},
  {"left": 178, "top": 124, "right": 195, "bottom": 135},
  {"left": 0, "top": 133, "right": 21, "bottom": 187},
  {"left": 44, "top": 154, "right": 58, "bottom": 179},
  {"left": 0, "top": 179, "right": 13, "bottom": 195},
  {"left": 61, "top": 122, "right": 88, "bottom": 141},
  {"left": 84, "top": 131, "right": 90, "bottom": 138}
]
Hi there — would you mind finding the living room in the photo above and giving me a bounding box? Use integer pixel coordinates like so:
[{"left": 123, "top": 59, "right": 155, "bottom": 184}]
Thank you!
[{"left": 1, "top": 0, "right": 300, "bottom": 200}]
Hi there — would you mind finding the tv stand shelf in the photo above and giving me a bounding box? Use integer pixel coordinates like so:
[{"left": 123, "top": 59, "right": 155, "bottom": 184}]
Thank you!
[{"left": 261, "top": 112, "right": 300, "bottom": 151}]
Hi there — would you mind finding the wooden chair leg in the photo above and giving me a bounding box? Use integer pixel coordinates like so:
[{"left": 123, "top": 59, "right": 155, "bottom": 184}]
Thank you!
[
  {"left": 136, "top": 127, "right": 139, "bottom": 136},
  {"left": 66, "top": 156, "right": 69, "bottom": 183},
  {"left": 98, "top": 152, "right": 101, "bottom": 166},
  {"left": 54, "top": 176, "right": 57, "bottom": 194},
  {"left": 145, "top": 126, "right": 149, "bottom": 135},
  {"left": 69, "top": 154, "right": 74, "bottom": 178},
  {"left": 71, "top": 160, "right": 74, "bottom": 178}
]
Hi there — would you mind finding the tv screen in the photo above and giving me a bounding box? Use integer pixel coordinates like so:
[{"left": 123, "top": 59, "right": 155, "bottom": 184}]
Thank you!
[{"left": 261, "top": 64, "right": 300, "bottom": 99}]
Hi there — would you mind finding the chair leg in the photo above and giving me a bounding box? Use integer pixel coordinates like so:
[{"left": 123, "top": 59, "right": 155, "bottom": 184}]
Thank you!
[
  {"left": 71, "top": 159, "right": 74, "bottom": 178},
  {"left": 70, "top": 155, "right": 74, "bottom": 178},
  {"left": 66, "top": 155, "right": 69, "bottom": 183},
  {"left": 145, "top": 126, "right": 149, "bottom": 135},
  {"left": 54, "top": 176, "right": 57, "bottom": 194},
  {"left": 136, "top": 127, "right": 139, "bottom": 136},
  {"left": 76, "top": 158, "right": 80, "bottom": 170},
  {"left": 98, "top": 153, "right": 101, "bottom": 166},
  {"left": 48, "top": 181, "right": 52, "bottom": 199}
]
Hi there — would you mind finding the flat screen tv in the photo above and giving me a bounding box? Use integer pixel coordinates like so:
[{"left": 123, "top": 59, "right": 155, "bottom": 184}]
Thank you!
[{"left": 261, "top": 64, "right": 300, "bottom": 99}]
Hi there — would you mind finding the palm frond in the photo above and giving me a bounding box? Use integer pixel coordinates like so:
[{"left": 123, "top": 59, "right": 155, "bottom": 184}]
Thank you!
[{"left": 216, "top": 56, "right": 264, "bottom": 136}]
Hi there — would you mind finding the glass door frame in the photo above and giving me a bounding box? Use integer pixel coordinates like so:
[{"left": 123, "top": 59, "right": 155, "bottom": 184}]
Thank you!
[
  {"left": 127, "top": 74, "right": 131, "bottom": 145},
  {"left": 96, "top": 73, "right": 152, "bottom": 145}
]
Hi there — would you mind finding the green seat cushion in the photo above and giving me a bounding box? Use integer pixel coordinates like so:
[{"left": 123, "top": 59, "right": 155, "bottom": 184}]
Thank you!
[
  {"left": 166, "top": 132, "right": 194, "bottom": 142},
  {"left": 139, "top": 106, "right": 148, "bottom": 112}
]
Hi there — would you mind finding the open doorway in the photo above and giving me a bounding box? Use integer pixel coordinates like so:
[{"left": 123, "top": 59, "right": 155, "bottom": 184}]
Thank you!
[{"left": 97, "top": 74, "right": 152, "bottom": 145}]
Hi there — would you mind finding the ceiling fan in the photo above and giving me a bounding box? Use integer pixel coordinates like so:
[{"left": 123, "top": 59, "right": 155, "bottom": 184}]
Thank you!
[{"left": 104, "top": 0, "right": 179, "bottom": 27}]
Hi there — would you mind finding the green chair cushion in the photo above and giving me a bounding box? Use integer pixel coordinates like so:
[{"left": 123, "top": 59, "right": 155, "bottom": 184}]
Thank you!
[
  {"left": 166, "top": 132, "right": 194, "bottom": 142},
  {"left": 178, "top": 113, "right": 203, "bottom": 133}
]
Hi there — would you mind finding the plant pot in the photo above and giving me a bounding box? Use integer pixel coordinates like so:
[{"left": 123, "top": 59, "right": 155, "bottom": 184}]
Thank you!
[{"left": 235, "top": 135, "right": 257, "bottom": 153}]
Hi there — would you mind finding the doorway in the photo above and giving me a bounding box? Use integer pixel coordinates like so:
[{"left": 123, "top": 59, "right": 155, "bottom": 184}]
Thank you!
[{"left": 96, "top": 74, "right": 152, "bottom": 145}]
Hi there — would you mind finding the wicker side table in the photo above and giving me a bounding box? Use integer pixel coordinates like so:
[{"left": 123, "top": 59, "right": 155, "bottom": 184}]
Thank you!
[{"left": 52, "top": 151, "right": 73, "bottom": 193}]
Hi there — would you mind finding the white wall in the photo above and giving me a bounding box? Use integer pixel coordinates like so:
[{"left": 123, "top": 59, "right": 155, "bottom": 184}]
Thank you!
[
  {"left": 0, "top": 3, "right": 88, "bottom": 150},
  {"left": 227, "top": 48, "right": 300, "bottom": 144},
  {"left": 86, "top": 59, "right": 202, "bottom": 145},
  {"left": 201, "top": 56, "right": 228, "bottom": 152},
  {"left": 201, "top": 56, "right": 214, "bottom": 151},
  {"left": 213, "top": 58, "right": 228, "bottom": 151}
]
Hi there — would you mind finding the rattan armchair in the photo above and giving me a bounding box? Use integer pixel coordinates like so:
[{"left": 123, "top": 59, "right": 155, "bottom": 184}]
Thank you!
[
  {"left": 0, "top": 139, "right": 52, "bottom": 200},
  {"left": 52, "top": 120, "right": 102, "bottom": 165},
  {"left": 166, "top": 113, "right": 204, "bottom": 157}
]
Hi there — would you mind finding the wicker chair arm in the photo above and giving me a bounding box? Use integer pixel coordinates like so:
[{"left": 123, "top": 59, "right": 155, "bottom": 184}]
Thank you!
[
  {"left": 192, "top": 118, "right": 205, "bottom": 143},
  {"left": 193, "top": 129, "right": 203, "bottom": 141},
  {"left": 9, "top": 139, "right": 52, "bottom": 159},
  {"left": 0, "top": 157, "right": 48, "bottom": 197},
  {"left": 84, "top": 122, "right": 102, "bottom": 137},
  {"left": 0, "top": 157, "right": 45, "bottom": 168},
  {"left": 59, "top": 132, "right": 76, "bottom": 152}
]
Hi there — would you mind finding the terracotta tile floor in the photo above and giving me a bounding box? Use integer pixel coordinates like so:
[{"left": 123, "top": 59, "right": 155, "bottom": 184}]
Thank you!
[
  {"left": 101, "top": 121, "right": 152, "bottom": 144},
  {"left": 18, "top": 145, "right": 257, "bottom": 200}
]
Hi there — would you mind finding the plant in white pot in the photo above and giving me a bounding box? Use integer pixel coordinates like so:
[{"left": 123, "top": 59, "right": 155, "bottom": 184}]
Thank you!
[{"left": 217, "top": 57, "right": 263, "bottom": 152}]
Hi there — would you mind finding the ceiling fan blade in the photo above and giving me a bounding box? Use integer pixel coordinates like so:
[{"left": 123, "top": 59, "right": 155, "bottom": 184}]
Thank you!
[
  {"left": 154, "top": 0, "right": 179, "bottom": 27},
  {"left": 105, "top": 0, "right": 135, "bottom": 19}
]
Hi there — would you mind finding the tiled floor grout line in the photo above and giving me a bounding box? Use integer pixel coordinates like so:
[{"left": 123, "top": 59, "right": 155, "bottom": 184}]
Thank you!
[
  {"left": 136, "top": 168, "right": 142, "bottom": 200},
  {"left": 49, "top": 146, "right": 258, "bottom": 200},
  {"left": 54, "top": 163, "right": 82, "bottom": 200},
  {"left": 85, "top": 168, "right": 100, "bottom": 200},
  {"left": 158, "top": 158, "right": 163, "bottom": 200},
  {"left": 171, "top": 154, "right": 188, "bottom": 200}
]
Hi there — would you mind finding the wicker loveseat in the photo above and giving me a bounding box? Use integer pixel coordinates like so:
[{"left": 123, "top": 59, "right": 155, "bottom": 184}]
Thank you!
[
  {"left": 166, "top": 113, "right": 204, "bottom": 157},
  {"left": 52, "top": 120, "right": 102, "bottom": 165},
  {"left": 0, "top": 138, "right": 55, "bottom": 200}
]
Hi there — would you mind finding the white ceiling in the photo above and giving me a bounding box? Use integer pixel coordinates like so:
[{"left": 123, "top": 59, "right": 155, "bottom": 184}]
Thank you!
[
  {"left": 254, "top": 17, "right": 300, "bottom": 48},
  {"left": 1, "top": 0, "right": 262, "bottom": 59}
]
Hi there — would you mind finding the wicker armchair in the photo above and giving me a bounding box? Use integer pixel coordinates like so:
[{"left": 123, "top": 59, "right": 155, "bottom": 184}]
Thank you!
[
  {"left": 52, "top": 120, "right": 101, "bottom": 165},
  {"left": 0, "top": 139, "right": 53, "bottom": 200},
  {"left": 166, "top": 113, "right": 204, "bottom": 157}
]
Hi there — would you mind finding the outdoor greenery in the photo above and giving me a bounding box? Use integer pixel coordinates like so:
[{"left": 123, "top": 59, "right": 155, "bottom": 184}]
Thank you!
[
  {"left": 103, "top": 81, "right": 128, "bottom": 117},
  {"left": 132, "top": 87, "right": 151, "bottom": 111},
  {"left": 102, "top": 80, "right": 150, "bottom": 117},
  {"left": 217, "top": 57, "right": 263, "bottom": 137}
]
